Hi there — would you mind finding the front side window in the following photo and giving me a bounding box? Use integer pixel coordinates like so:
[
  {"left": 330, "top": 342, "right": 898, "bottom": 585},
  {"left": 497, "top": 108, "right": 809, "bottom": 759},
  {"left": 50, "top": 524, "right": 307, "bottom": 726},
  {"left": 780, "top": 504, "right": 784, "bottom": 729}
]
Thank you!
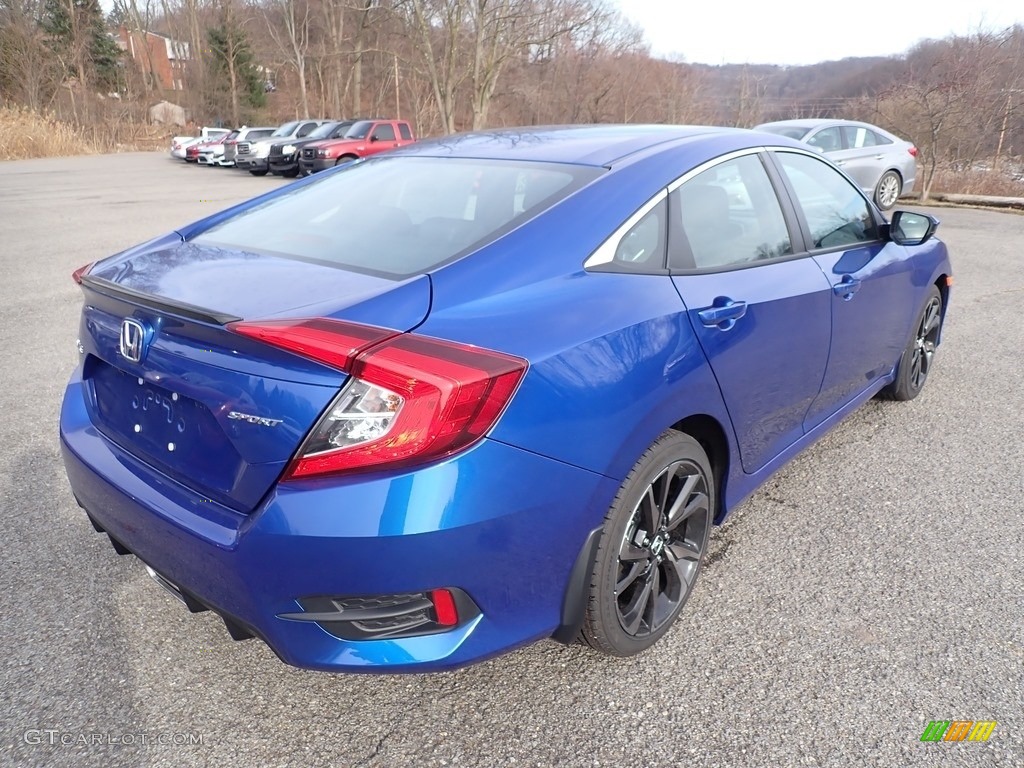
[
  {"left": 372, "top": 124, "right": 396, "bottom": 142},
  {"left": 297, "top": 122, "right": 317, "bottom": 137},
  {"left": 807, "top": 127, "right": 842, "bottom": 153},
  {"left": 192, "top": 158, "right": 600, "bottom": 278},
  {"left": 776, "top": 152, "right": 878, "bottom": 249},
  {"left": 672, "top": 154, "right": 792, "bottom": 270}
]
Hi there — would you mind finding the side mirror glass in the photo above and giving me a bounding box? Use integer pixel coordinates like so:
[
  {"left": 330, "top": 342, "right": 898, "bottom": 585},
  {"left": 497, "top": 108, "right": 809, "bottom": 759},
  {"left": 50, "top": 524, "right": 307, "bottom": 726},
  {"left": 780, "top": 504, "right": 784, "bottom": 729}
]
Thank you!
[
  {"left": 889, "top": 211, "right": 939, "bottom": 246},
  {"left": 369, "top": 134, "right": 379, "bottom": 142}
]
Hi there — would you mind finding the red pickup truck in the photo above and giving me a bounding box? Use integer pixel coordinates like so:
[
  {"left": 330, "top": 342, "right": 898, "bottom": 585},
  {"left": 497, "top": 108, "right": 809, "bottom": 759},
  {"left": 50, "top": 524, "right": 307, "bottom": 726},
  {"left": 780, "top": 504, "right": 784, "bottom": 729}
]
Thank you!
[{"left": 299, "top": 119, "right": 415, "bottom": 174}]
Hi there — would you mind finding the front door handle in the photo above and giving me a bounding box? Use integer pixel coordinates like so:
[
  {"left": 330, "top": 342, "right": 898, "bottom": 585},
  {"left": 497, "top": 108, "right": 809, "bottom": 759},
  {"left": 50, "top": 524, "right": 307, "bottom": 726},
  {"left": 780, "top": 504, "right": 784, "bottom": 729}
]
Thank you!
[
  {"left": 833, "top": 276, "right": 862, "bottom": 299},
  {"left": 697, "top": 299, "right": 748, "bottom": 330}
]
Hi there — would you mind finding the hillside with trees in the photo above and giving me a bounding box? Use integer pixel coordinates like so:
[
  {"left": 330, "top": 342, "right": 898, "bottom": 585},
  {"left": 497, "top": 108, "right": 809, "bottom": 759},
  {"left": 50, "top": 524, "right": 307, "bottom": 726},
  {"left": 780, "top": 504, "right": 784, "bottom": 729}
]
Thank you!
[{"left": 1, "top": 0, "right": 1021, "bottom": 195}]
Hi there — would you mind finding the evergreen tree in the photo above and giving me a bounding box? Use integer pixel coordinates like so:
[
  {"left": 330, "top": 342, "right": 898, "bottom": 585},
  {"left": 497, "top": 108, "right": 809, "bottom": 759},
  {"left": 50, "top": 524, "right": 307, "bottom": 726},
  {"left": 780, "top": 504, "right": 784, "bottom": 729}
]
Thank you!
[
  {"left": 41, "top": 0, "right": 121, "bottom": 91},
  {"left": 206, "top": 22, "right": 266, "bottom": 126}
]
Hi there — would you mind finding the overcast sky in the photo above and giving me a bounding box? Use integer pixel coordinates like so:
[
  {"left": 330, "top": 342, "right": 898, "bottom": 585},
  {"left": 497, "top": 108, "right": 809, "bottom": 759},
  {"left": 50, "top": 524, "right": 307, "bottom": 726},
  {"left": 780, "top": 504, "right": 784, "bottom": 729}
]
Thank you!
[{"left": 614, "top": 0, "right": 1024, "bottom": 66}]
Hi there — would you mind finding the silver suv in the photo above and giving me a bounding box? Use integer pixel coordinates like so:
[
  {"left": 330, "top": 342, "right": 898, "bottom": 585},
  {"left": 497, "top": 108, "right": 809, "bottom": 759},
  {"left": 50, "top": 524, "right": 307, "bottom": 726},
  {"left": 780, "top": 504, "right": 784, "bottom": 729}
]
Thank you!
[{"left": 235, "top": 120, "right": 328, "bottom": 176}]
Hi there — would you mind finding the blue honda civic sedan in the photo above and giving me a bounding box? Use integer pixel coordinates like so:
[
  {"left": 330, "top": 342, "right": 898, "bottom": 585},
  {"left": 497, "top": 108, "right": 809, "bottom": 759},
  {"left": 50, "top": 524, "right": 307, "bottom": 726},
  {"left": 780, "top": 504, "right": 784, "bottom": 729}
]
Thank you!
[{"left": 60, "top": 125, "right": 951, "bottom": 672}]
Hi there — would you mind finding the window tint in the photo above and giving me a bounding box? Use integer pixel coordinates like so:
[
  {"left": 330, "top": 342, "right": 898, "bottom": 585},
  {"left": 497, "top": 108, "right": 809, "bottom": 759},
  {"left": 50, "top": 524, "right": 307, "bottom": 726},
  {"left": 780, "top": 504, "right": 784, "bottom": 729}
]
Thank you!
[
  {"left": 776, "top": 152, "right": 878, "bottom": 249},
  {"left": 806, "top": 127, "right": 842, "bottom": 153},
  {"left": 673, "top": 154, "right": 792, "bottom": 270},
  {"left": 758, "top": 125, "right": 811, "bottom": 140},
  {"left": 398, "top": 123, "right": 413, "bottom": 140},
  {"left": 271, "top": 121, "right": 300, "bottom": 138},
  {"left": 192, "top": 158, "right": 600, "bottom": 278},
  {"left": 613, "top": 199, "right": 665, "bottom": 269},
  {"left": 372, "top": 124, "right": 396, "bottom": 141},
  {"left": 345, "top": 121, "right": 373, "bottom": 139}
]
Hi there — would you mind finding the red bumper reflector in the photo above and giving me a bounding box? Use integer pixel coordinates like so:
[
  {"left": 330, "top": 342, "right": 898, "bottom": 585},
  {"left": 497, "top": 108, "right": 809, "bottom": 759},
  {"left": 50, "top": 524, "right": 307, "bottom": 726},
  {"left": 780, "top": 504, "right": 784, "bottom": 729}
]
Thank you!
[{"left": 431, "top": 589, "right": 458, "bottom": 626}]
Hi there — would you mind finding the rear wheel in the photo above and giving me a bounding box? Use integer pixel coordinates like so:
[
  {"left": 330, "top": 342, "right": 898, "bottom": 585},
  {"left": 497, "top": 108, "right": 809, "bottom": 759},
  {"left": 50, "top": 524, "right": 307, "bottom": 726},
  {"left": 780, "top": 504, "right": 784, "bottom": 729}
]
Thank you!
[
  {"left": 580, "top": 431, "right": 713, "bottom": 656},
  {"left": 282, "top": 168, "right": 299, "bottom": 178},
  {"left": 874, "top": 170, "right": 902, "bottom": 210},
  {"left": 881, "top": 285, "right": 943, "bottom": 401},
  {"left": 249, "top": 168, "right": 268, "bottom": 177}
]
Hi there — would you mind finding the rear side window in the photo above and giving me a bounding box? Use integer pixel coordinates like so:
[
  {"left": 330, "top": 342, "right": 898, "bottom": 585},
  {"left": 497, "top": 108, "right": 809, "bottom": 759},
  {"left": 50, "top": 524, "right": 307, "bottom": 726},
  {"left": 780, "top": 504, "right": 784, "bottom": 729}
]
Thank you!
[
  {"left": 192, "top": 158, "right": 601, "bottom": 278},
  {"left": 672, "top": 154, "right": 792, "bottom": 270},
  {"left": 776, "top": 152, "right": 878, "bottom": 249},
  {"left": 842, "top": 126, "right": 892, "bottom": 147},
  {"left": 398, "top": 123, "right": 413, "bottom": 140}
]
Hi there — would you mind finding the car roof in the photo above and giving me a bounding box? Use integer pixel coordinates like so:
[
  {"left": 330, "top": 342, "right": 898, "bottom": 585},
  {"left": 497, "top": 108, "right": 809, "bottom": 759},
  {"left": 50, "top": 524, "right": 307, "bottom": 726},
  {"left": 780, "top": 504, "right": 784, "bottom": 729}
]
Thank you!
[
  {"left": 392, "top": 124, "right": 750, "bottom": 167},
  {"left": 756, "top": 118, "right": 878, "bottom": 130}
]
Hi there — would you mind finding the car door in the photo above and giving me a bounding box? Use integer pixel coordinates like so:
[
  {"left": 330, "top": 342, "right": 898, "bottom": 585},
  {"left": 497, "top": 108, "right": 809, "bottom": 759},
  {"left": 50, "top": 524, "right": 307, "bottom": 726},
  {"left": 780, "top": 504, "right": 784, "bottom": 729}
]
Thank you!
[
  {"left": 769, "top": 150, "right": 917, "bottom": 430},
  {"left": 368, "top": 122, "right": 399, "bottom": 154},
  {"left": 832, "top": 125, "right": 890, "bottom": 192},
  {"left": 669, "top": 150, "right": 833, "bottom": 473}
]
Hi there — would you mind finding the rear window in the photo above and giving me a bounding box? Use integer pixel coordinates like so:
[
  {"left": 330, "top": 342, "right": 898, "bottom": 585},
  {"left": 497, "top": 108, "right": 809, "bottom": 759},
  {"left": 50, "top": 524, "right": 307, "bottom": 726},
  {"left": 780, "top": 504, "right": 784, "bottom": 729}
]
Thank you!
[{"left": 192, "top": 157, "right": 601, "bottom": 278}]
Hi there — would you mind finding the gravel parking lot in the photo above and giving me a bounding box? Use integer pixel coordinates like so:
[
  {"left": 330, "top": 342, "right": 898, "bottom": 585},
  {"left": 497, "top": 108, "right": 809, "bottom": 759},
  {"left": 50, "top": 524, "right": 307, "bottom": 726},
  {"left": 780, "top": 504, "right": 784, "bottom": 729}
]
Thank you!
[{"left": 1, "top": 152, "right": 1021, "bottom": 768}]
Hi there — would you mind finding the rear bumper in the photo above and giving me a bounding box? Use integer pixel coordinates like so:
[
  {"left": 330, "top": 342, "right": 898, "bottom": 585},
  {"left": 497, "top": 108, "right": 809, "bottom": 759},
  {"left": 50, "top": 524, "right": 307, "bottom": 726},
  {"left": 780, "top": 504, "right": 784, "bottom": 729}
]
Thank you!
[{"left": 60, "top": 376, "right": 614, "bottom": 672}]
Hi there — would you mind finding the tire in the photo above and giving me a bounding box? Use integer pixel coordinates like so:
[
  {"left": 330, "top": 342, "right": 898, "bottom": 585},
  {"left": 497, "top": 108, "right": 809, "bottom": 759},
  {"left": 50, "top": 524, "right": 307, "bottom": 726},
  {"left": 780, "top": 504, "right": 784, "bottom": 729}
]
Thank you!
[
  {"left": 880, "top": 285, "right": 943, "bottom": 401},
  {"left": 249, "top": 168, "right": 268, "bottom": 177},
  {"left": 282, "top": 168, "right": 299, "bottom": 178},
  {"left": 874, "top": 170, "right": 902, "bottom": 210},
  {"left": 580, "top": 430, "right": 713, "bottom": 656},
  {"left": 335, "top": 155, "right": 358, "bottom": 167}
]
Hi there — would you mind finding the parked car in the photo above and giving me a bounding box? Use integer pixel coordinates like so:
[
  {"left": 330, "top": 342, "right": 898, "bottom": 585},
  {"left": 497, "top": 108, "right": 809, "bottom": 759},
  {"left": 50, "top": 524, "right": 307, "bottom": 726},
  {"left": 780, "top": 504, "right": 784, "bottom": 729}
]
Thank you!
[
  {"left": 196, "top": 131, "right": 240, "bottom": 166},
  {"left": 184, "top": 137, "right": 219, "bottom": 163},
  {"left": 235, "top": 119, "right": 329, "bottom": 176},
  {"left": 269, "top": 120, "right": 357, "bottom": 177},
  {"left": 62, "top": 125, "right": 951, "bottom": 673},
  {"left": 299, "top": 118, "right": 415, "bottom": 174},
  {"left": 170, "top": 128, "right": 230, "bottom": 160},
  {"left": 220, "top": 126, "right": 276, "bottom": 167},
  {"left": 753, "top": 119, "right": 917, "bottom": 209}
]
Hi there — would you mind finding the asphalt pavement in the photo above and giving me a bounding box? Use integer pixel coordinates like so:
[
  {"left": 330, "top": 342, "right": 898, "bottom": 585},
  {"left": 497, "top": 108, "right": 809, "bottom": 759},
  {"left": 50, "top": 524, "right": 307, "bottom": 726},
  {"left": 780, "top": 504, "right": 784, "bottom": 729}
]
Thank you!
[{"left": 0, "top": 153, "right": 1021, "bottom": 767}]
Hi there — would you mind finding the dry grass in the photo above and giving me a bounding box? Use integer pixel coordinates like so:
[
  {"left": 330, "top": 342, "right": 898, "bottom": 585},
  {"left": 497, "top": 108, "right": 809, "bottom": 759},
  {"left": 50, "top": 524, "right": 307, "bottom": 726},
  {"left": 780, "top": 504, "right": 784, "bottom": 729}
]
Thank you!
[
  {"left": 0, "top": 105, "right": 170, "bottom": 160},
  {"left": 928, "top": 165, "right": 1024, "bottom": 198},
  {"left": 0, "top": 105, "right": 103, "bottom": 160}
]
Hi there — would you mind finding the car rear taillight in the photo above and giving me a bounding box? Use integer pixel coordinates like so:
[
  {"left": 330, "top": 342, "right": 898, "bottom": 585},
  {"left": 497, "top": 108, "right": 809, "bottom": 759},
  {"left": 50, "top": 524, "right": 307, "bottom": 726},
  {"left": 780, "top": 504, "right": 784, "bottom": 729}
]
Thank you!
[
  {"left": 72, "top": 262, "right": 93, "bottom": 284},
  {"left": 908, "top": 146, "right": 918, "bottom": 157},
  {"left": 230, "top": 318, "right": 527, "bottom": 478}
]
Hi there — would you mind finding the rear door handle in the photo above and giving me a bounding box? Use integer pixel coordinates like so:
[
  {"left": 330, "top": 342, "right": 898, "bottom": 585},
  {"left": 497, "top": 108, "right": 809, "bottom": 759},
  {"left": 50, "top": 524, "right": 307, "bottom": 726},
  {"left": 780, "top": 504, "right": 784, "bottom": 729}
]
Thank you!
[
  {"left": 833, "top": 276, "right": 862, "bottom": 299},
  {"left": 697, "top": 299, "right": 747, "bottom": 330}
]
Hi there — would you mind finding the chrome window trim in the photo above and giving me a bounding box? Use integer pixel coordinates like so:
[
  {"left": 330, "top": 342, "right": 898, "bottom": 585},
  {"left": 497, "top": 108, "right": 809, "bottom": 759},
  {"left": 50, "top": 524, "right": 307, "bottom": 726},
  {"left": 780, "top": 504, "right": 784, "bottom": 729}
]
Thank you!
[
  {"left": 665, "top": 146, "right": 768, "bottom": 193},
  {"left": 583, "top": 188, "right": 668, "bottom": 267}
]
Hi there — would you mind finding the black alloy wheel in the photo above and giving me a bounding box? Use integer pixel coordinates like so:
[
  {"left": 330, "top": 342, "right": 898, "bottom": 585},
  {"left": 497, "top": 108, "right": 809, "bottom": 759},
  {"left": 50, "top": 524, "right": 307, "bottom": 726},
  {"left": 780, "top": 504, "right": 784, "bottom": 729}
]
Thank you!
[{"left": 581, "top": 431, "right": 713, "bottom": 656}]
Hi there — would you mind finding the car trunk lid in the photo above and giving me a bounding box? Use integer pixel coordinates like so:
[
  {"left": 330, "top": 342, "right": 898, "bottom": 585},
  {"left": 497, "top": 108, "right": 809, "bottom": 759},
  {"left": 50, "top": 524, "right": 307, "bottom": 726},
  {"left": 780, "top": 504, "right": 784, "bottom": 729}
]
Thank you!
[{"left": 77, "top": 241, "right": 430, "bottom": 513}]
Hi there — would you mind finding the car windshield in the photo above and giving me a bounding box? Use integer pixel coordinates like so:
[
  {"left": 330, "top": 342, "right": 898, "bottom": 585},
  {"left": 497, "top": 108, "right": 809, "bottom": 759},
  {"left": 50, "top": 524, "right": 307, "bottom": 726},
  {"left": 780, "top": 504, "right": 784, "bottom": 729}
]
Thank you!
[
  {"left": 758, "top": 125, "right": 812, "bottom": 140},
  {"left": 192, "top": 157, "right": 602, "bottom": 278},
  {"left": 271, "top": 121, "right": 301, "bottom": 138},
  {"left": 306, "top": 122, "right": 341, "bottom": 140},
  {"left": 344, "top": 121, "right": 374, "bottom": 139}
]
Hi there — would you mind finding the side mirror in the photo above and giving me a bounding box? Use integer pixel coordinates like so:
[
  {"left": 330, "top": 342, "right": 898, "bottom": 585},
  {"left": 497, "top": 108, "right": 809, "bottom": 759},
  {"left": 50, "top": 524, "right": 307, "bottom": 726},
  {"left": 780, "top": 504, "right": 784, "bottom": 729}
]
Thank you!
[
  {"left": 889, "top": 211, "right": 939, "bottom": 246},
  {"left": 369, "top": 134, "right": 379, "bottom": 142}
]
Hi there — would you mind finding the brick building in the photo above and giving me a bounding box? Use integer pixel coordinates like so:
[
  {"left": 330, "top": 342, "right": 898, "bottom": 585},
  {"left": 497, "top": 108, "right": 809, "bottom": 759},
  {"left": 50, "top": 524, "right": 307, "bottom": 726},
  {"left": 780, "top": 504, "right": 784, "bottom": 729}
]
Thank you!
[{"left": 117, "top": 28, "right": 191, "bottom": 91}]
